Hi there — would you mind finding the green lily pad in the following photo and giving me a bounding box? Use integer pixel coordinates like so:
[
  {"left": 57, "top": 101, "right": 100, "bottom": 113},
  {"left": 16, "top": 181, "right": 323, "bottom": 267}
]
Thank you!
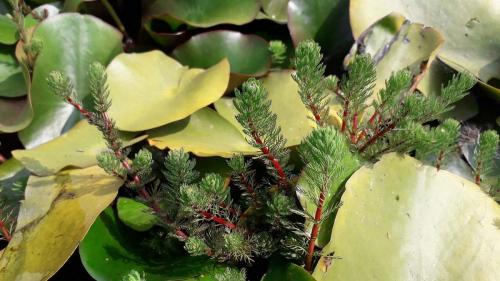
[
  {"left": 288, "top": 0, "right": 353, "bottom": 65},
  {"left": 12, "top": 120, "right": 145, "bottom": 176},
  {"left": 313, "top": 153, "right": 500, "bottom": 280},
  {"left": 350, "top": 0, "right": 500, "bottom": 91},
  {"left": 106, "top": 50, "right": 229, "bottom": 132},
  {"left": 117, "top": 197, "right": 157, "bottom": 232},
  {"left": 80, "top": 207, "right": 226, "bottom": 281},
  {"left": 260, "top": 0, "right": 288, "bottom": 24},
  {"left": 0, "top": 166, "right": 123, "bottom": 280},
  {"left": 172, "top": 30, "right": 271, "bottom": 76},
  {"left": 148, "top": 107, "right": 257, "bottom": 157},
  {"left": 18, "top": 13, "right": 123, "bottom": 149},
  {"left": 0, "top": 45, "right": 26, "bottom": 98},
  {"left": 262, "top": 259, "right": 315, "bottom": 281},
  {"left": 0, "top": 96, "right": 32, "bottom": 133},
  {"left": 0, "top": 15, "right": 18, "bottom": 45},
  {"left": 215, "top": 71, "right": 315, "bottom": 147},
  {"left": 143, "top": 0, "right": 259, "bottom": 28},
  {"left": 0, "top": 158, "right": 29, "bottom": 209},
  {"left": 346, "top": 13, "right": 444, "bottom": 95}
]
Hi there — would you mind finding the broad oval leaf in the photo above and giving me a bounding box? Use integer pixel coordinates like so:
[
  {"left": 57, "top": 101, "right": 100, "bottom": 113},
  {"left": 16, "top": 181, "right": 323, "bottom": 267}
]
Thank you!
[
  {"left": 12, "top": 120, "right": 145, "bottom": 176},
  {"left": 313, "top": 153, "right": 500, "bottom": 281},
  {"left": 18, "top": 13, "right": 123, "bottom": 148},
  {"left": 262, "top": 259, "right": 316, "bottom": 281},
  {"left": 148, "top": 107, "right": 257, "bottom": 157},
  {"left": 172, "top": 30, "right": 271, "bottom": 76},
  {"left": 0, "top": 166, "right": 123, "bottom": 281},
  {"left": 288, "top": 0, "right": 353, "bottom": 65},
  {"left": 0, "top": 96, "right": 32, "bottom": 133},
  {"left": 0, "top": 45, "right": 25, "bottom": 98},
  {"left": 144, "top": 0, "right": 260, "bottom": 28},
  {"left": 0, "top": 15, "right": 18, "bottom": 45},
  {"left": 80, "top": 207, "right": 227, "bottom": 281},
  {"left": 350, "top": 0, "right": 500, "bottom": 90},
  {"left": 117, "top": 197, "right": 157, "bottom": 232},
  {"left": 260, "top": 0, "right": 288, "bottom": 24},
  {"left": 106, "top": 51, "right": 230, "bottom": 132}
]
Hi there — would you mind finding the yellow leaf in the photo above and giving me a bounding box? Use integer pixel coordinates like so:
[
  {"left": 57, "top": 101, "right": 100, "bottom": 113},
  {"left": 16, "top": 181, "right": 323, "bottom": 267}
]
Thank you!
[
  {"left": 106, "top": 50, "right": 230, "bottom": 131},
  {"left": 0, "top": 166, "right": 123, "bottom": 281}
]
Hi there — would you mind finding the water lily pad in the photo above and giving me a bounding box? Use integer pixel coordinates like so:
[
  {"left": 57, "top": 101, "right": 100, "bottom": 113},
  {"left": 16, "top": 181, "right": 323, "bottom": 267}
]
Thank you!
[
  {"left": 260, "top": 0, "right": 288, "bottom": 23},
  {"left": 346, "top": 13, "right": 444, "bottom": 95},
  {"left": 18, "top": 13, "right": 123, "bottom": 149},
  {"left": 12, "top": 120, "right": 145, "bottom": 176},
  {"left": 143, "top": 0, "right": 260, "bottom": 28},
  {"left": 0, "top": 45, "right": 26, "bottom": 98},
  {"left": 0, "top": 15, "right": 18, "bottom": 45},
  {"left": 288, "top": 0, "right": 353, "bottom": 65},
  {"left": 106, "top": 51, "right": 229, "bottom": 132},
  {"left": 313, "top": 153, "right": 500, "bottom": 281},
  {"left": 0, "top": 96, "right": 32, "bottom": 133},
  {"left": 173, "top": 30, "right": 271, "bottom": 76},
  {"left": 117, "top": 197, "right": 157, "bottom": 232},
  {"left": 262, "top": 259, "right": 315, "bottom": 281},
  {"left": 80, "top": 207, "right": 226, "bottom": 281},
  {"left": 350, "top": 0, "right": 500, "bottom": 90},
  {"left": 148, "top": 107, "right": 257, "bottom": 157},
  {"left": 0, "top": 166, "right": 123, "bottom": 280}
]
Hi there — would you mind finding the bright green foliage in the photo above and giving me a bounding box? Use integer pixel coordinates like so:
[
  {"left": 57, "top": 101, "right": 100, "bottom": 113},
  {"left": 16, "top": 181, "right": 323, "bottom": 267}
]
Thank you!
[
  {"left": 122, "top": 270, "right": 146, "bottom": 281},
  {"left": 233, "top": 78, "right": 289, "bottom": 181},
  {"left": 163, "top": 149, "right": 199, "bottom": 189},
  {"left": 298, "top": 127, "right": 358, "bottom": 214},
  {"left": 96, "top": 151, "right": 126, "bottom": 177},
  {"left": 269, "top": 40, "right": 287, "bottom": 66},
  {"left": 215, "top": 268, "right": 246, "bottom": 281},
  {"left": 132, "top": 149, "right": 154, "bottom": 183},
  {"left": 416, "top": 119, "right": 461, "bottom": 168},
  {"left": 292, "top": 40, "right": 337, "bottom": 126},
  {"left": 474, "top": 130, "right": 499, "bottom": 184},
  {"left": 184, "top": 236, "right": 209, "bottom": 256},
  {"left": 339, "top": 54, "right": 377, "bottom": 118}
]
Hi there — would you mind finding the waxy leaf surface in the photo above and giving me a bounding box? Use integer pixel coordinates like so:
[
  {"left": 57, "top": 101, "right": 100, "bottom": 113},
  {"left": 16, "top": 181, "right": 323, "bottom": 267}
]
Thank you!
[{"left": 313, "top": 153, "right": 500, "bottom": 281}]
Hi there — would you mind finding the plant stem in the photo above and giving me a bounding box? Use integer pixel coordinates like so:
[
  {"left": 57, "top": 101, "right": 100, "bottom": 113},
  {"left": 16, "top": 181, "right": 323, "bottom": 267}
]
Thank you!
[
  {"left": 0, "top": 219, "right": 11, "bottom": 241},
  {"left": 199, "top": 210, "right": 236, "bottom": 229},
  {"left": 305, "top": 191, "right": 325, "bottom": 271},
  {"left": 475, "top": 160, "right": 482, "bottom": 185},
  {"left": 251, "top": 131, "right": 287, "bottom": 187},
  {"left": 435, "top": 150, "right": 444, "bottom": 171},
  {"left": 99, "top": 0, "right": 128, "bottom": 39},
  {"left": 340, "top": 100, "right": 349, "bottom": 132},
  {"left": 359, "top": 123, "right": 396, "bottom": 152}
]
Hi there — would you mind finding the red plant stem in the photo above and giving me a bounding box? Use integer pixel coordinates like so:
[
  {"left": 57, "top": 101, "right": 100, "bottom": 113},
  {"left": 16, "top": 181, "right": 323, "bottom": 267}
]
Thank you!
[
  {"left": 0, "top": 153, "right": 5, "bottom": 164},
  {"left": 436, "top": 150, "right": 444, "bottom": 171},
  {"left": 350, "top": 113, "right": 358, "bottom": 143},
  {"left": 0, "top": 219, "right": 11, "bottom": 241},
  {"left": 409, "top": 61, "right": 429, "bottom": 93},
  {"left": 475, "top": 161, "right": 482, "bottom": 185},
  {"left": 199, "top": 211, "right": 236, "bottom": 229},
  {"left": 305, "top": 191, "right": 325, "bottom": 271},
  {"left": 359, "top": 123, "right": 396, "bottom": 152},
  {"left": 340, "top": 100, "right": 349, "bottom": 132},
  {"left": 66, "top": 97, "right": 92, "bottom": 119},
  {"left": 251, "top": 132, "right": 287, "bottom": 187},
  {"left": 355, "top": 130, "right": 366, "bottom": 144},
  {"left": 368, "top": 111, "right": 379, "bottom": 125},
  {"left": 308, "top": 104, "right": 322, "bottom": 125}
]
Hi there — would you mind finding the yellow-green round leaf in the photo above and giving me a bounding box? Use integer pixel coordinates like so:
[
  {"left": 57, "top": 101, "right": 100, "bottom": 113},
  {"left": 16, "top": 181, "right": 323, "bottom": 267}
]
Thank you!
[
  {"left": 117, "top": 197, "right": 157, "bottom": 232},
  {"left": 313, "top": 153, "right": 500, "bottom": 281},
  {"left": 106, "top": 51, "right": 230, "bottom": 131},
  {"left": 12, "top": 120, "right": 145, "bottom": 176},
  {"left": 148, "top": 107, "right": 257, "bottom": 157},
  {"left": 0, "top": 166, "right": 123, "bottom": 281}
]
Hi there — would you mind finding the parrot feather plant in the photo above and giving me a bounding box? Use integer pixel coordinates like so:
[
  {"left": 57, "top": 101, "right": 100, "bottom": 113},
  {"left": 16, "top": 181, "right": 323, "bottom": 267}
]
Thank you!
[{"left": 41, "top": 39, "right": 499, "bottom": 279}]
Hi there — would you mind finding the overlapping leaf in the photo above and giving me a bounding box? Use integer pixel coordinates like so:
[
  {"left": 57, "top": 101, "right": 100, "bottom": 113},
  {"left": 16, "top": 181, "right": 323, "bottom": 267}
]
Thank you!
[
  {"left": 18, "top": 13, "right": 123, "bottom": 148},
  {"left": 313, "top": 153, "right": 500, "bottom": 281},
  {"left": 12, "top": 120, "right": 145, "bottom": 176},
  {"left": 0, "top": 166, "right": 123, "bottom": 281},
  {"left": 106, "top": 51, "right": 229, "bottom": 132}
]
